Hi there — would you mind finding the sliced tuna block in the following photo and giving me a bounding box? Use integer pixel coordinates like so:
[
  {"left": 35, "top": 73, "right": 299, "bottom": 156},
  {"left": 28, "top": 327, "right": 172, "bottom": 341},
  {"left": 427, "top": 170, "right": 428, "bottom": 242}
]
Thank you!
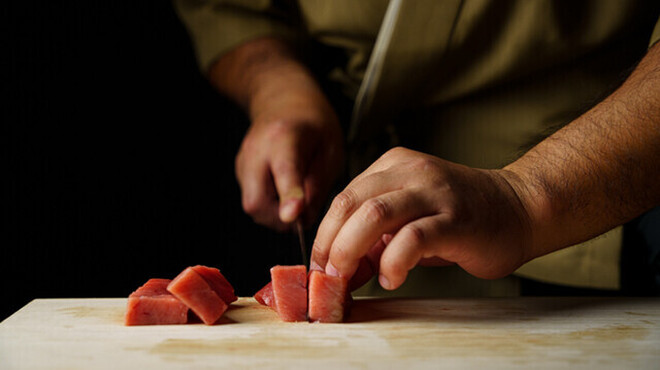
[
  {"left": 254, "top": 281, "right": 275, "bottom": 309},
  {"left": 308, "top": 270, "right": 350, "bottom": 323},
  {"left": 191, "top": 265, "right": 238, "bottom": 304},
  {"left": 270, "top": 265, "right": 307, "bottom": 322},
  {"left": 125, "top": 278, "right": 188, "bottom": 326},
  {"left": 167, "top": 266, "right": 228, "bottom": 325}
]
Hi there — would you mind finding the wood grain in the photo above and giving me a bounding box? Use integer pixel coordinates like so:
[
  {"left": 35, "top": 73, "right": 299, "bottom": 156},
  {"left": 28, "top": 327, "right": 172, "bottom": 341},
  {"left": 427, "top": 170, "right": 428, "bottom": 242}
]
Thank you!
[{"left": 1, "top": 297, "right": 659, "bottom": 369}]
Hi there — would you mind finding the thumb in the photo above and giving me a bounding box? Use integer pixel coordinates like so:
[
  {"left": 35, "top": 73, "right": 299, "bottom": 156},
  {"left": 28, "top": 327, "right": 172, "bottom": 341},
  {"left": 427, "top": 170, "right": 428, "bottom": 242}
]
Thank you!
[
  {"left": 270, "top": 139, "right": 308, "bottom": 224},
  {"left": 278, "top": 184, "right": 304, "bottom": 224}
]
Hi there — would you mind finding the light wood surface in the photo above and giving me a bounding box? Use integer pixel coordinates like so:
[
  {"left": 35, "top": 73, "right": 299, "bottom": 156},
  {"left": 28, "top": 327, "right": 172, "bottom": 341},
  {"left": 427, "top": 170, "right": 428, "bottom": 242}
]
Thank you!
[{"left": 1, "top": 297, "right": 659, "bottom": 369}]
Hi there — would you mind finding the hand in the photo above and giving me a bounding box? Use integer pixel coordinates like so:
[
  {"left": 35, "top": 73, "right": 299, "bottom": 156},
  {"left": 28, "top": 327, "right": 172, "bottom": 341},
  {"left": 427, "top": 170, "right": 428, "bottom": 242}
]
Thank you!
[
  {"left": 209, "top": 38, "right": 344, "bottom": 231},
  {"left": 310, "top": 147, "right": 534, "bottom": 290},
  {"left": 236, "top": 88, "right": 344, "bottom": 231}
]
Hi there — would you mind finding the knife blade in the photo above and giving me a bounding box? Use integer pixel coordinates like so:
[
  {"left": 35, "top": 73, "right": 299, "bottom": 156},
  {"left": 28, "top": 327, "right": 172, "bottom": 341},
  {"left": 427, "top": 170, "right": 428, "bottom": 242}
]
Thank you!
[
  {"left": 293, "top": 0, "right": 402, "bottom": 268},
  {"left": 347, "top": 0, "right": 403, "bottom": 142},
  {"left": 295, "top": 219, "right": 308, "bottom": 267}
]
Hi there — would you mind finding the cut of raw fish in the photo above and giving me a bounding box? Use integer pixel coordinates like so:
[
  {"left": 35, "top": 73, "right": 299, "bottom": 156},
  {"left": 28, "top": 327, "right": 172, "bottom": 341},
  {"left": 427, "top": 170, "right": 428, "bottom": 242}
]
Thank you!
[
  {"left": 254, "top": 281, "right": 275, "bottom": 309},
  {"left": 167, "top": 267, "right": 228, "bottom": 325},
  {"left": 308, "top": 270, "right": 350, "bottom": 323},
  {"left": 125, "top": 279, "right": 188, "bottom": 326},
  {"left": 191, "top": 265, "right": 237, "bottom": 304},
  {"left": 270, "top": 265, "right": 307, "bottom": 322}
]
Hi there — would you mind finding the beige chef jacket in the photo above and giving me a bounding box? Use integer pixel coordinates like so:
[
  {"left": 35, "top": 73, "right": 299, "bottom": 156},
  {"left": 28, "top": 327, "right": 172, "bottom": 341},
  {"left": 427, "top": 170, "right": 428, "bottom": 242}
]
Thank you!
[{"left": 174, "top": 0, "right": 660, "bottom": 296}]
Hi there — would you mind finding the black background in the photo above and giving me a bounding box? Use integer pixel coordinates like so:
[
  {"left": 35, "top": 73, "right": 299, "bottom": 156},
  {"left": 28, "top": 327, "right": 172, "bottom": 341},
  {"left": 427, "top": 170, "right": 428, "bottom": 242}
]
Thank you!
[{"left": 3, "top": 2, "right": 302, "bottom": 320}]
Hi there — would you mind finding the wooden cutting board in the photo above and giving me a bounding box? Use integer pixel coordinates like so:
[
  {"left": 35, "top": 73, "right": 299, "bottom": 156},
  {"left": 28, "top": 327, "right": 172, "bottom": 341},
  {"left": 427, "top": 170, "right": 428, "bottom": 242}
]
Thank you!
[{"left": 1, "top": 297, "right": 659, "bottom": 369}]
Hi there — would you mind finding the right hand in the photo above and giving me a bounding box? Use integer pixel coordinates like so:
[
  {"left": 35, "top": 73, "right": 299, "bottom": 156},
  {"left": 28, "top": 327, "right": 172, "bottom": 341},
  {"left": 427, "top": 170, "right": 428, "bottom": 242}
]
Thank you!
[
  {"left": 236, "top": 84, "right": 344, "bottom": 231},
  {"left": 210, "top": 38, "right": 345, "bottom": 231}
]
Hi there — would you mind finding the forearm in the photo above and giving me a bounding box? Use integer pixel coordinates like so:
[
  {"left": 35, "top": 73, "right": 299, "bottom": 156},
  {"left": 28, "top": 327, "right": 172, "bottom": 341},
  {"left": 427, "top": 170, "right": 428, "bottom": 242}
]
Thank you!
[
  {"left": 208, "top": 37, "right": 333, "bottom": 120},
  {"left": 504, "top": 43, "right": 660, "bottom": 261}
]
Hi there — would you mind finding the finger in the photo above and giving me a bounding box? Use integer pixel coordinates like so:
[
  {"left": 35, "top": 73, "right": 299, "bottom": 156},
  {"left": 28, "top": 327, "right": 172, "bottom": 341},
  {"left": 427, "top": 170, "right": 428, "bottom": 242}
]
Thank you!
[
  {"left": 269, "top": 128, "right": 311, "bottom": 224},
  {"left": 270, "top": 155, "right": 305, "bottom": 224},
  {"left": 236, "top": 151, "right": 287, "bottom": 230},
  {"left": 310, "top": 149, "right": 418, "bottom": 269},
  {"left": 326, "top": 189, "right": 436, "bottom": 280},
  {"left": 379, "top": 215, "right": 452, "bottom": 290},
  {"left": 348, "top": 234, "right": 388, "bottom": 291},
  {"left": 311, "top": 170, "right": 398, "bottom": 270}
]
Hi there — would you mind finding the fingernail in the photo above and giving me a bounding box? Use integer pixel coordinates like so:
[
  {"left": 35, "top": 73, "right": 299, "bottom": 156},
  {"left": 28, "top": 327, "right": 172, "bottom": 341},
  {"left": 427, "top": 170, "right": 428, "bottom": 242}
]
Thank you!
[
  {"left": 325, "top": 262, "right": 340, "bottom": 277},
  {"left": 279, "top": 199, "right": 298, "bottom": 223},
  {"left": 310, "top": 260, "right": 322, "bottom": 271},
  {"left": 379, "top": 274, "right": 391, "bottom": 290},
  {"left": 279, "top": 187, "right": 304, "bottom": 223},
  {"left": 286, "top": 187, "right": 304, "bottom": 201}
]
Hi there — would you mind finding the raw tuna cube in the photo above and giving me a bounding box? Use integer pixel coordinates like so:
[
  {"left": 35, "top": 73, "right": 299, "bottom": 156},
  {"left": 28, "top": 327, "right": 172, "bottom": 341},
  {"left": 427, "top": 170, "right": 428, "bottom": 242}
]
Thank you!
[
  {"left": 191, "top": 265, "right": 238, "bottom": 304},
  {"left": 254, "top": 281, "right": 275, "bottom": 309},
  {"left": 125, "top": 278, "right": 188, "bottom": 326},
  {"left": 271, "top": 265, "right": 307, "bottom": 322},
  {"left": 167, "top": 267, "right": 228, "bottom": 325},
  {"left": 308, "top": 270, "right": 350, "bottom": 323}
]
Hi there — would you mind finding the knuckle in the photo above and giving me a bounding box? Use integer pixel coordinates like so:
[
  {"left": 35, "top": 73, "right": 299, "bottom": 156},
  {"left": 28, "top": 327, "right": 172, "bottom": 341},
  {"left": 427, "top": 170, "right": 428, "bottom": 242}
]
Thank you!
[
  {"left": 360, "top": 197, "right": 390, "bottom": 225},
  {"left": 410, "top": 157, "right": 439, "bottom": 173},
  {"left": 331, "top": 243, "right": 350, "bottom": 263},
  {"left": 311, "top": 242, "right": 327, "bottom": 262},
  {"left": 443, "top": 208, "right": 460, "bottom": 225},
  {"left": 329, "top": 188, "right": 359, "bottom": 220},
  {"left": 271, "top": 158, "right": 296, "bottom": 176},
  {"left": 401, "top": 223, "right": 427, "bottom": 246},
  {"left": 241, "top": 190, "right": 269, "bottom": 217},
  {"left": 265, "top": 119, "right": 304, "bottom": 143},
  {"left": 264, "top": 120, "right": 289, "bottom": 139},
  {"left": 380, "top": 146, "right": 406, "bottom": 161},
  {"left": 238, "top": 133, "right": 259, "bottom": 155},
  {"left": 241, "top": 196, "right": 259, "bottom": 215}
]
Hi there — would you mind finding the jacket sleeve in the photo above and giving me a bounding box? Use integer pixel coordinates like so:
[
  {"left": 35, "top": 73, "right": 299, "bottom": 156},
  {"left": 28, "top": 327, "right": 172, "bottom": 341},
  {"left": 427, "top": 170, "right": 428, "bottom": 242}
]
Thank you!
[{"left": 173, "top": 0, "right": 302, "bottom": 74}]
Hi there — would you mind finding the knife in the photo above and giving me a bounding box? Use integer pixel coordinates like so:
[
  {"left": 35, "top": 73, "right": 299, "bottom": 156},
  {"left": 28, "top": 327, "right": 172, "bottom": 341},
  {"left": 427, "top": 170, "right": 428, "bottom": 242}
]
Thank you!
[
  {"left": 347, "top": 0, "right": 403, "bottom": 142},
  {"left": 295, "top": 219, "right": 308, "bottom": 267},
  {"left": 295, "top": 0, "right": 402, "bottom": 268}
]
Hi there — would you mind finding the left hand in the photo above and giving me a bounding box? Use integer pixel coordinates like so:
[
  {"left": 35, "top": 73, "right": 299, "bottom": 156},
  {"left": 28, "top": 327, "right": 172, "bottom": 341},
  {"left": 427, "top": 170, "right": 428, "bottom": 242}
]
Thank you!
[{"left": 310, "top": 147, "right": 534, "bottom": 291}]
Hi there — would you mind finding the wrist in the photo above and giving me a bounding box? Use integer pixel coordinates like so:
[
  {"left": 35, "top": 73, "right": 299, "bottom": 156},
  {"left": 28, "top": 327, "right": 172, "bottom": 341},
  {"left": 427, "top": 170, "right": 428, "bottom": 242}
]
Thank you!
[
  {"left": 209, "top": 37, "right": 301, "bottom": 107},
  {"left": 247, "top": 62, "right": 333, "bottom": 122},
  {"left": 209, "top": 37, "right": 331, "bottom": 121},
  {"left": 496, "top": 165, "right": 554, "bottom": 263}
]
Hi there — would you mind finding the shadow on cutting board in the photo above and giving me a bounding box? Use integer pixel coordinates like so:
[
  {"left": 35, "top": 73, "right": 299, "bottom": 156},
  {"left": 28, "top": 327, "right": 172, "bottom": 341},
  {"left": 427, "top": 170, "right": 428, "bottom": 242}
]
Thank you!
[{"left": 345, "top": 297, "right": 649, "bottom": 324}]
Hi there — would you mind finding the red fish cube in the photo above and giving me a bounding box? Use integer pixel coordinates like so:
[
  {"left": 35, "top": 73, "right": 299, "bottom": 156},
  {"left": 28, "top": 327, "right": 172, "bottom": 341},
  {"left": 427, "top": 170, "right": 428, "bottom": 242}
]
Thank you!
[
  {"left": 308, "top": 270, "right": 349, "bottom": 323},
  {"left": 254, "top": 281, "right": 275, "bottom": 309},
  {"left": 191, "top": 265, "right": 238, "bottom": 304},
  {"left": 125, "top": 279, "right": 188, "bottom": 326},
  {"left": 270, "top": 265, "right": 307, "bottom": 322},
  {"left": 167, "top": 267, "right": 228, "bottom": 325}
]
